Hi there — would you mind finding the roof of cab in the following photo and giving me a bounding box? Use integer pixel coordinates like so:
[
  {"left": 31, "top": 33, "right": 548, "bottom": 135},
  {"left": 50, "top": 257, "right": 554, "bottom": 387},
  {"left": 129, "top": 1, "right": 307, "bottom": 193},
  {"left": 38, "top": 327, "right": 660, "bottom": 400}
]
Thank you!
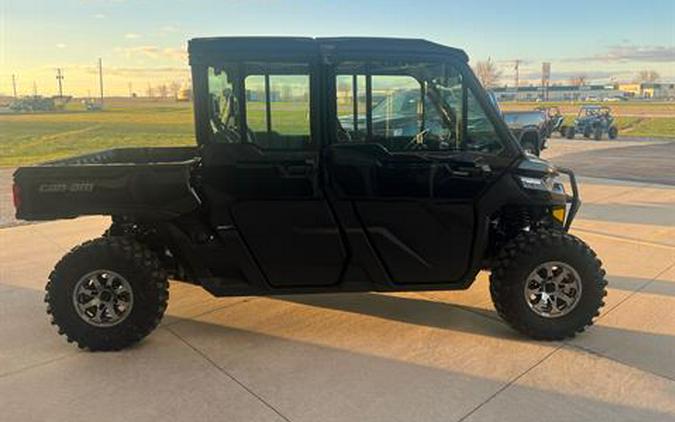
[{"left": 187, "top": 36, "right": 468, "bottom": 65}]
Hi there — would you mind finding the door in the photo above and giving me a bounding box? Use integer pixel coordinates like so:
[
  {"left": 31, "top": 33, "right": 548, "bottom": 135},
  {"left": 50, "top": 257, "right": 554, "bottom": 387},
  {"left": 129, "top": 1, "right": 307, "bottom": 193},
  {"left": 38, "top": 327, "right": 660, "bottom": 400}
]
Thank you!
[
  {"left": 201, "top": 61, "right": 346, "bottom": 287},
  {"left": 327, "top": 60, "right": 511, "bottom": 284}
]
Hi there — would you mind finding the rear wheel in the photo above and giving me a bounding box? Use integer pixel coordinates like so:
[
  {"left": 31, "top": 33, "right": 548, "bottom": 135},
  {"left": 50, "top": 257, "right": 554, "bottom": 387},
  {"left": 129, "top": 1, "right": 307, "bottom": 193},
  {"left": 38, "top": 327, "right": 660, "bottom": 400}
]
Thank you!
[
  {"left": 45, "top": 237, "right": 169, "bottom": 351},
  {"left": 490, "top": 229, "right": 607, "bottom": 340},
  {"left": 583, "top": 126, "right": 592, "bottom": 138},
  {"left": 565, "top": 127, "right": 576, "bottom": 139},
  {"left": 593, "top": 126, "right": 603, "bottom": 140},
  {"left": 608, "top": 126, "right": 618, "bottom": 139}
]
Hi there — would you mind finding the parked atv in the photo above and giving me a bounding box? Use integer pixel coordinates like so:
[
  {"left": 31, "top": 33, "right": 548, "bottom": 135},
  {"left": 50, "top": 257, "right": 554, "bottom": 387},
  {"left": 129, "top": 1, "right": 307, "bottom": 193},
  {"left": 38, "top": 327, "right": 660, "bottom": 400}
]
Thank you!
[
  {"left": 536, "top": 106, "right": 565, "bottom": 137},
  {"left": 13, "top": 37, "right": 607, "bottom": 351},
  {"left": 565, "top": 105, "right": 618, "bottom": 140}
]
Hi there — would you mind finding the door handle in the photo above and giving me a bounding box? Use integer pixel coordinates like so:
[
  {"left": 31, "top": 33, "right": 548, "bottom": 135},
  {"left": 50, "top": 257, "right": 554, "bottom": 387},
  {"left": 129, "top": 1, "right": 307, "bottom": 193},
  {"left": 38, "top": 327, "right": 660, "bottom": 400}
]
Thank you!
[
  {"left": 445, "top": 162, "right": 491, "bottom": 178},
  {"left": 280, "top": 162, "right": 314, "bottom": 177}
]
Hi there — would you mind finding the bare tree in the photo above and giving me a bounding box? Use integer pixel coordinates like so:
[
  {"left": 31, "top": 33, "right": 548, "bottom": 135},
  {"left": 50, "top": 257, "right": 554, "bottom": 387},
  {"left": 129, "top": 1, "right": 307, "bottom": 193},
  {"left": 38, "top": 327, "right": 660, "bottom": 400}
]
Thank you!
[
  {"left": 473, "top": 58, "right": 501, "bottom": 88},
  {"left": 169, "top": 81, "right": 182, "bottom": 99},
  {"left": 635, "top": 70, "right": 660, "bottom": 83},
  {"left": 157, "top": 84, "right": 168, "bottom": 99},
  {"left": 146, "top": 83, "right": 154, "bottom": 98},
  {"left": 569, "top": 74, "right": 588, "bottom": 86}
]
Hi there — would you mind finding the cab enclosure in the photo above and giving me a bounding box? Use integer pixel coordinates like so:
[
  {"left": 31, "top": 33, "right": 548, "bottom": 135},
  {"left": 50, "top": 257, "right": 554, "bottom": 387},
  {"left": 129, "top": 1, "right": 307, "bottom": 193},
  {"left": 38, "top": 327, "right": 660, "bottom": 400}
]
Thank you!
[{"left": 182, "top": 37, "right": 576, "bottom": 296}]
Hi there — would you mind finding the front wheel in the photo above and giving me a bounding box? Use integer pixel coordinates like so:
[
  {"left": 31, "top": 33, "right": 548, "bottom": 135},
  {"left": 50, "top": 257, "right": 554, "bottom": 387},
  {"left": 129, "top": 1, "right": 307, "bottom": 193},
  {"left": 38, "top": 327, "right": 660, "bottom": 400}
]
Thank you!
[
  {"left": 45, "top": 237, "right": 169, "bottom": 351},
  {"left": 608, "top": 126, "right": 618, "bottom": 139},
  {"left": 565, "top": 126, "right": 576, "bottom": 139},
  {"left": 490, "top": 230, "right": 607, "bottom": 340}
]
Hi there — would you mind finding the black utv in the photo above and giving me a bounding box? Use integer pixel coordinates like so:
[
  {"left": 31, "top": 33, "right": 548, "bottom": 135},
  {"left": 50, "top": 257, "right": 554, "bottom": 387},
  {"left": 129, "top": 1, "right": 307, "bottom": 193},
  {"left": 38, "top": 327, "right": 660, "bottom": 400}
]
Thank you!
[{"left": 13, "top": 37, "right": 607, "bottom": 351}]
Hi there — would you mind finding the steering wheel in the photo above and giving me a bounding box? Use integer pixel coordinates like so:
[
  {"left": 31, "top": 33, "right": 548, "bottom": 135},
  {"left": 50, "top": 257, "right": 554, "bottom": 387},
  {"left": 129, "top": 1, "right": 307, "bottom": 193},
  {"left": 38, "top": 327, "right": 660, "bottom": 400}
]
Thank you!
[{"left": 404, "top": 129, "right": 430, "bottom": 150}]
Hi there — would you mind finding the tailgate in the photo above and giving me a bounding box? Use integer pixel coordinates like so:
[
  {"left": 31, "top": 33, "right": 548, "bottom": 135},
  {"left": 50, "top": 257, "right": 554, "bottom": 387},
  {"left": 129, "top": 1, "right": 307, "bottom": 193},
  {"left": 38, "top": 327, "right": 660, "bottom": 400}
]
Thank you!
[{"left": 14, "top": 161, "right": 200, "bottom": 221}]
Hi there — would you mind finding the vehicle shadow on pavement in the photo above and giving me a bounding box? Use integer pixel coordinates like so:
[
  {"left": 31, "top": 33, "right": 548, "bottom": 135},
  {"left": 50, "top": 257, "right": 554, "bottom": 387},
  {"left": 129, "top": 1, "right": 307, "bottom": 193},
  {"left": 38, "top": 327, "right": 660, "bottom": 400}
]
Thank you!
[
  {"left": 279, "top": 292, "right": 517, "bottom": 340},
  {"left": 277, "top": 287, "right": 674, "bottom": 344},
  {"left": 277, "top": 289, "right": 675, "bottom": 380}
]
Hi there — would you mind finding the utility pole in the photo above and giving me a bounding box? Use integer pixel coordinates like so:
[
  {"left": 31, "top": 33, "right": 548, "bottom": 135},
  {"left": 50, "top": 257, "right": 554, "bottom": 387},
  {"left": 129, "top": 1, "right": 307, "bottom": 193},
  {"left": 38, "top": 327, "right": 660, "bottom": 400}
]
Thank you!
[
  {"left": 32, "top": 81, "right": 38, "bottom": 97},
  {"left": 514, "top": 60, "right": 521, "bottom": 89},
  {"left": 128, "top": 82, "right": 133, "bottom": 97},
  {"left": 542, "top": 62, "right": 551, "bottom": 101},
  {"left": 56, "top": 68, "right": 64, "bottom": 98},
  {"left": 98, "top": 58, "right": 104, "bottom": 106},
  {"left": 11, "top": 74, "right": 17, "bottom": 98}
]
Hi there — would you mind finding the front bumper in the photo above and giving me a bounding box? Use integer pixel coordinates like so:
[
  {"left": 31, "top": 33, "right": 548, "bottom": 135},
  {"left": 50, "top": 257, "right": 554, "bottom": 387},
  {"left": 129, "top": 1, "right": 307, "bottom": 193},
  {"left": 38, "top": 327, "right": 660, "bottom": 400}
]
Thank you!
[{"left": 556, "top": 166, "right": 581, "bottom": 230}]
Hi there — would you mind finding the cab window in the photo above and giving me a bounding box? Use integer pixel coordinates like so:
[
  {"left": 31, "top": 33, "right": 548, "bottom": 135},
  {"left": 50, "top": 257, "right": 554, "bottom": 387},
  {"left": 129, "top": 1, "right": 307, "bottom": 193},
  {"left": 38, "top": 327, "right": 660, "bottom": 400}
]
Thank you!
[
  {"left": 244, "top": 64, "right": 311, "bottom": 150},
  {"left": 206, "top": 63, "right": 312, "bottom": 150},
  {"left": 335, "top": 61, "right": 504, "bottom": 155}
]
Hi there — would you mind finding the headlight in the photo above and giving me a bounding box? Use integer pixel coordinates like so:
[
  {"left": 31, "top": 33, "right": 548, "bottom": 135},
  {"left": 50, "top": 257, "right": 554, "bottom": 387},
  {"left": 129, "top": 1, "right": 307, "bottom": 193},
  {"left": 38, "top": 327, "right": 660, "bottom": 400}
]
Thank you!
[{"left": 517, "top": 175, "right": 565, "bottom": 193}]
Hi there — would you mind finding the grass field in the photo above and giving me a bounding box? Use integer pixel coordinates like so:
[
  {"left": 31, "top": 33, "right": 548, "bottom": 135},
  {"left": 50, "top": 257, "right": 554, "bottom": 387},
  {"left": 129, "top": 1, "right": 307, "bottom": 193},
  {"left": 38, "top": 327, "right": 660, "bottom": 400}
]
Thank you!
[
  {"left": 1, "top": 98, "right": 673, "bottom": 167},
  {"left": 0, "top": 99, "right": 195, "bottom": 167}
]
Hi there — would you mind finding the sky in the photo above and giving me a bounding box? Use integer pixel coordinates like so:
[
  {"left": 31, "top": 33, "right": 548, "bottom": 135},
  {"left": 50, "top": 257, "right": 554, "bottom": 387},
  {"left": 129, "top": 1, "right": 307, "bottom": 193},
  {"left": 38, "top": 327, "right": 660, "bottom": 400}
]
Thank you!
[{"left": 0, "top": 0, "right": 673, "bottom": 96}]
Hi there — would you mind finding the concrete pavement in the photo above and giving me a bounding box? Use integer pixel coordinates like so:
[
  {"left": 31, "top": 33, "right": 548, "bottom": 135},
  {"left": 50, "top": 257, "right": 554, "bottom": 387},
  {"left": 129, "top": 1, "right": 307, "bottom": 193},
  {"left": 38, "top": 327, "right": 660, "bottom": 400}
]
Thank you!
[{"left": 1, "top": 177, "right": 674, "bottom": 421}]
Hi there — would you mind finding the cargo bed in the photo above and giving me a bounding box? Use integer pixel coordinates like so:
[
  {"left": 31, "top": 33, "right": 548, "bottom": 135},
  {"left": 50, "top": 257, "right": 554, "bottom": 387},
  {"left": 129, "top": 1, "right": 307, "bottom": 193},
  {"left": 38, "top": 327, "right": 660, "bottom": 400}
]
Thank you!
[{"left": 13, "top": 147, "right": 201, "bottom": 221}]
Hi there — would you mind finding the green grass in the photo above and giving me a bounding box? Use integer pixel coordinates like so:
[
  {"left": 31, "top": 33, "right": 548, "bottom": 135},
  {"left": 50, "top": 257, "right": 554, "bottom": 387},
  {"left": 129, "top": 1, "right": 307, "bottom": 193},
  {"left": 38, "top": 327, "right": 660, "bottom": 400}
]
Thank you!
[
  {"left": 0, "top": 100, "right": 196, "bottom": 167},
  {"left": 623, "top": 117, "right": 675, "bottom": 138}
]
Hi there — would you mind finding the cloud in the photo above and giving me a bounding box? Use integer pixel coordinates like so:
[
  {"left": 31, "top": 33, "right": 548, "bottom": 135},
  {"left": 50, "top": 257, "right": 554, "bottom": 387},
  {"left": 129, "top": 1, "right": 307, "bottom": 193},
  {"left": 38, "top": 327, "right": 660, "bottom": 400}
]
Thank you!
[
  {"left": 125, "top": 33, "right": 141, "bottom": 39},
  {"left": 56, "top": 43, "right": 67, "bottom": 49},
  {"left": 93, "top": 13, "right": 106, "bottom": 19},
  {"left": 569, "top": 45, "right": 675, "bottom": 63},
  {"left": 115, "top": 45, "right": 187, "bottom": 62}
]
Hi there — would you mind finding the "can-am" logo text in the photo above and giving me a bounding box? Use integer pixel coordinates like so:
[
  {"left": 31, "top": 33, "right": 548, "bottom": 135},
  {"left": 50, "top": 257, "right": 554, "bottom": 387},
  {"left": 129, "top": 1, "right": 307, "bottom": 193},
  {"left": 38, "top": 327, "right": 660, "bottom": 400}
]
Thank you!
[{"left": 38, "top": 182, "right": 94, "bottom": 193}]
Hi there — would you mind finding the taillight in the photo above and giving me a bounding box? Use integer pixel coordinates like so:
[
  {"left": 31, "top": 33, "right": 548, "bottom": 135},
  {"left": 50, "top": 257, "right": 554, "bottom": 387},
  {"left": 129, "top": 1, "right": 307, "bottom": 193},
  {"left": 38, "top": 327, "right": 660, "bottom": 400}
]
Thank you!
[{"left": 12, "top": 183, "right": 22, "bottom": 210}]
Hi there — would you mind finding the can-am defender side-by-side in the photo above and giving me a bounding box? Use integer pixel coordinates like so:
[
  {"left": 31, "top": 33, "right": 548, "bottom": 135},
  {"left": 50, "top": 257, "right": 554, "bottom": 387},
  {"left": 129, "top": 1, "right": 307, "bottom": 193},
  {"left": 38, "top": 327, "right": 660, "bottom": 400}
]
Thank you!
[{"left": 13, "top": 37, "right": 607, "bottom": 351}]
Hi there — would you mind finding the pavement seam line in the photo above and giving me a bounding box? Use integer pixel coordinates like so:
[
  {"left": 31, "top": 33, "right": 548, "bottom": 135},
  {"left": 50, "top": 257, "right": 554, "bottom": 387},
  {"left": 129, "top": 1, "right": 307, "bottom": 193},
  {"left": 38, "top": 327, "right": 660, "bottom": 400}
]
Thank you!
[
  {"left": 165, "top": 326, "right": 293, "bottom": 422},
  {"left": 456, "top": 345, "right": 564, "bottom": 422},
  {"left": 0, "top": 353, "right": 76, "bottom": 380},
  {"left": 599, "top": 261, "right": 675, "bottom": 321},
  {"left": 161, "top": 297, "right": 257, "bottom": 327},
  {"left": 565, "top": 343, "right": 675, "bottom": 383}
]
